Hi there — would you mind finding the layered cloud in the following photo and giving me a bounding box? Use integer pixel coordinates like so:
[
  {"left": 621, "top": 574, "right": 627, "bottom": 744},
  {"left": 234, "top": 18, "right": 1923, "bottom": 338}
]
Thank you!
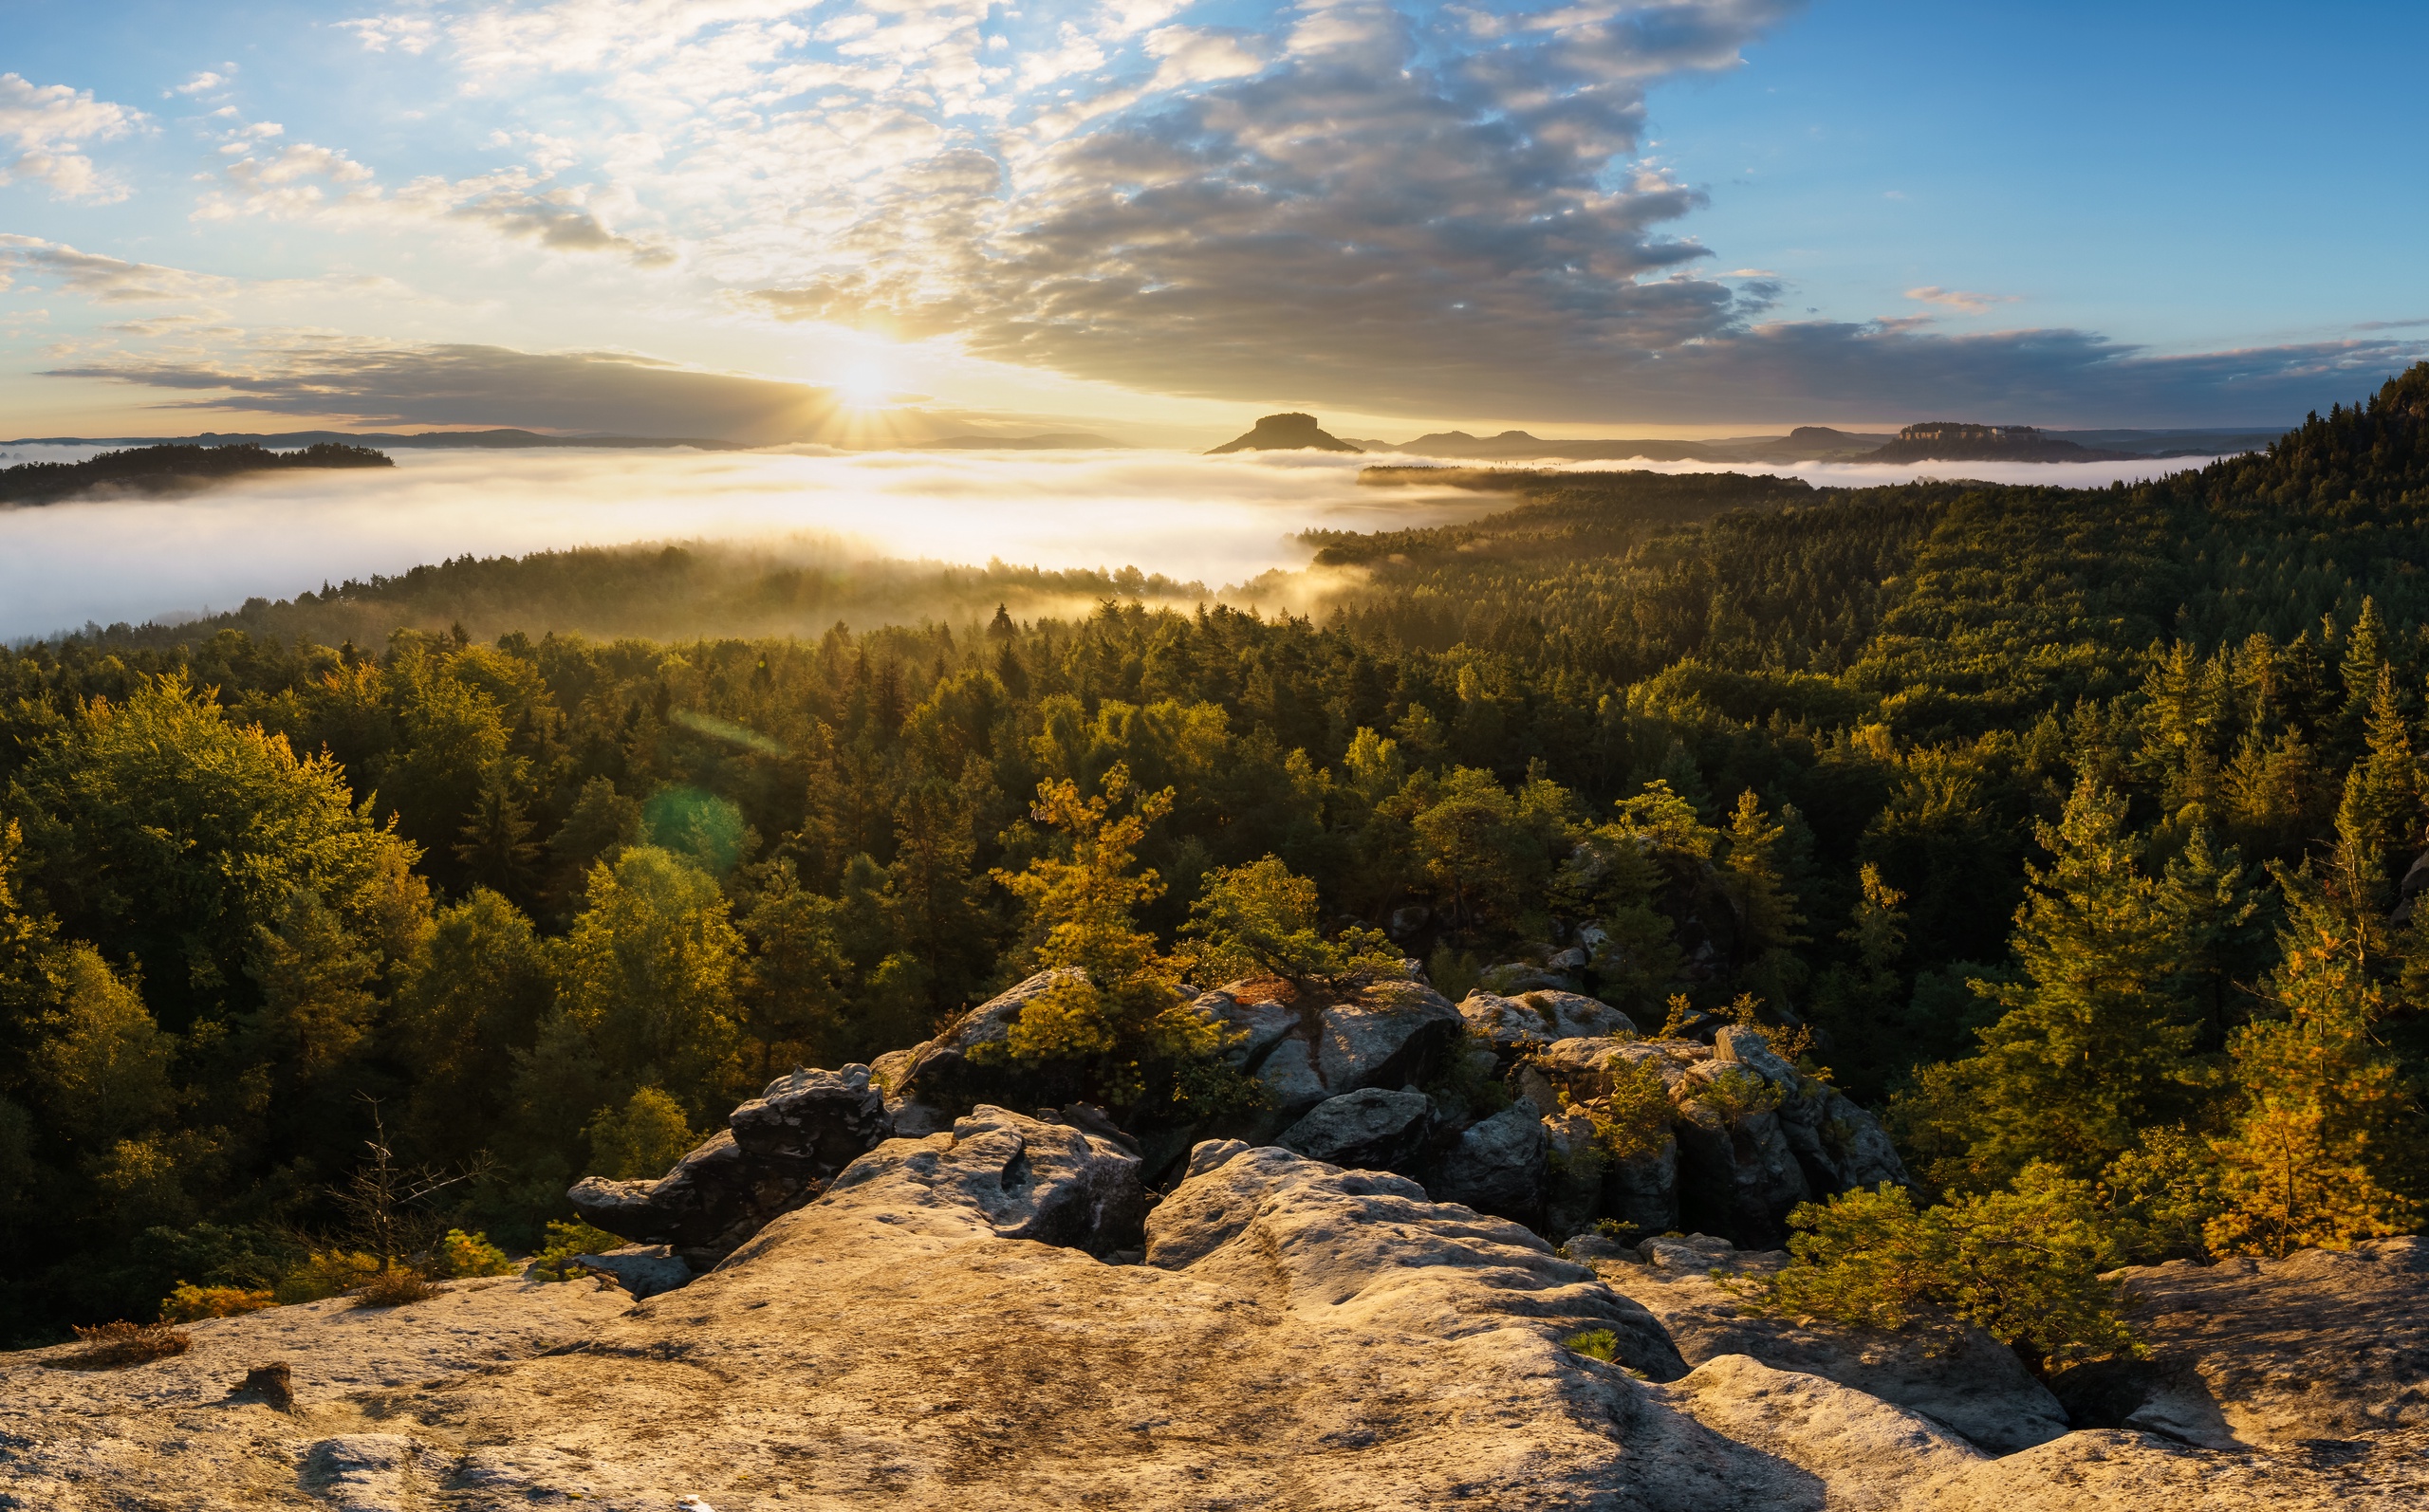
[{"left": 44, "top": 341, "right": 844, "bottom": 441}]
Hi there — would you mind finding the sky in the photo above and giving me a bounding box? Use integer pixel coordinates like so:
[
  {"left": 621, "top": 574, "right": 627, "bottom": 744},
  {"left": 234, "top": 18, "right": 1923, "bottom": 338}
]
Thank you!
[{"left": 2, "top": 0, "right": 2424, "bottom": 445}]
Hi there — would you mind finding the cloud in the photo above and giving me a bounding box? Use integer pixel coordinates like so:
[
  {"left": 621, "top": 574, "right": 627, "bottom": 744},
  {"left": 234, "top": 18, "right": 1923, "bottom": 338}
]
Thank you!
[
  {"left": 0, "top": 73, "right": 143, "bottom": 201},
  {"left": 0, "top": 235, "right": 237, "bottom": 303},
  {"left": 44, "top": 341, "right": 848, "bottom": 441},
  {"left": 1905, "top": 286, "right": 2020, "bottom": 315}
]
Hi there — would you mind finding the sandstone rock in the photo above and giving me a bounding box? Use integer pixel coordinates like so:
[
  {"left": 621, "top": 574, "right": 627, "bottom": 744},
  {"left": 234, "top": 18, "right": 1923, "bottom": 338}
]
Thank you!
[
  {"left": 1431, "top": 1102, "right": 1547, "bottom": 1219},
  {"left": 1198, "top": 988, "right": 1299, "bottom": 1065},
  {"left": 804, "top": 1104, "right": 1146, "bottom": 1258},
  {"left": 571, "top": 1244, "right": 695, "bottom": 1300},
  {"left": 877, "top": 968, "right": 1083, "bottom": 1106},
  {"left": 1606, "top": 1133, "right": 1682, "bottom": 1235},
  {"left": 11, "top": 1154, "right": 2429, "bottom": 1508},
  {"left": 1458, "top": 989, "right": 1636, "bottom": 1051},
  {"left": 1148, "top": 1142, "right": 1688, "bottom": 1381},
  {"left": 0, "top": 1277, "right": 629, "bottom": 1506},
  {"left": 2053, "top": 1237, "right": 2429, "bottom": 1449},
  {"left": 1716, "top": 1026, "right": 1910, "bottom": 1196},
  {"left": 1665, "top": 1354, "right": 1985, "bottom": 1512},
  {"left": 1672, "top": 1068, "right": 1810, "bottom": 1246},
  {"left": 1596, "top": 1235, "right": 2071, "bottom": 1455},
  {"left": 571, "top": 1063, "right": 899, "bottom": 1265},
  {"left": 1247, "top": 978, "right": 1462, "bottom": 1122},
  {"left": 727, "top": 1061, "right": 890, "bottom": 1166},
  {"left": 1276, "top": 1087, "right": 1433, "bottom": 1173}
]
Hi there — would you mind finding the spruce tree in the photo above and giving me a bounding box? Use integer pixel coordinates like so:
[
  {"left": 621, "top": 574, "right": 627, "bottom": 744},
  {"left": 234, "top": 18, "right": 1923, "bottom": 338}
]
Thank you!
[
  {"left": 1895, "top": 775, "right": 2205, "bottom": 1190},
  {"left": 2207, "top": 868, "right": 2420, "bottom": 1258}
]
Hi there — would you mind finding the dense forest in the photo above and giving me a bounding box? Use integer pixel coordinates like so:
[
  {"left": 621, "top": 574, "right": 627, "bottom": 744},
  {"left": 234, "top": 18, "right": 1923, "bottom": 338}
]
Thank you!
[{"left": 6, "top": 366, "right": 2429, "bottom": 1343}]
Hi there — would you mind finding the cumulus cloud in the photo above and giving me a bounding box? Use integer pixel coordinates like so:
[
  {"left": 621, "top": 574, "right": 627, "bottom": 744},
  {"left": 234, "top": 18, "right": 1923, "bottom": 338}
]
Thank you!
[
  {"left": 0, "top": 73, "right": 142, "bottom": 201},
  {"left": 46, "top": 341, "right": 846, "bottom": 441}
]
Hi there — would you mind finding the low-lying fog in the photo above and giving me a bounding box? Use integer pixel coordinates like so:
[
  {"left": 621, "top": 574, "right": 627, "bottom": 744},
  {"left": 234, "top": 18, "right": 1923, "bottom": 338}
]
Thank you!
[{"left": 0, "top": 444, "right": 2224, "bottom": 641}]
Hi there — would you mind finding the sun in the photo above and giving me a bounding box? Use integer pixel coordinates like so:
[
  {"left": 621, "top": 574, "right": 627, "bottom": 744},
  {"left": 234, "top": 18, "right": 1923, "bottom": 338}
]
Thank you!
[{"left": 834, "top": 362, "right": 894, "bottom": 409}]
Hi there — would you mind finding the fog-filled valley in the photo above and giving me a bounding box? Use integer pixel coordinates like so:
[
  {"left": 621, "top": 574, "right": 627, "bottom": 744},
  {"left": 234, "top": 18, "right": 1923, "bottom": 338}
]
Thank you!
[{"left": 0, "top": 441, "right": 2233, "bottom": 643}]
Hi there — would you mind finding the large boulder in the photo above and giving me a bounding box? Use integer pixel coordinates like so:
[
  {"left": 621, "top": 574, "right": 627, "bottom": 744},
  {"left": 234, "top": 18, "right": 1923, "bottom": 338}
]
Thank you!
[
  {"left": 1595, "top": 1234, "right": 2070, "bottom": 1455},
  {"left": 1239, "top": 978, "right": 1464, "bottom": 1128},
  {"left": 1669, "top": 1076, "right": 1810, "bottom": 1249},
  {"left": 1149, "top": 1141, "right": 1687, "bottom": 1382},
  {"left": 870, "top": 968, "right": 1083, "bottom": 1125},
  {"left": 570, "top": 1063, "right": 896, "bottom": 1266},
  {"left": 1715, "top": 1027, "right": 1910, "bottom": 1196},
  {"left": 1459, "top": 989, "right": 1637, "bottom": 1054},
  {"left": 1276, "top": 1087, "right": 1433, "bottom": 1175},
  {"left": 1432, "top": 1102, "right": 1548, "bottom": 1220},
  {"left": 802, "top": 1104, "right": 1146, "bottom": 1258}
]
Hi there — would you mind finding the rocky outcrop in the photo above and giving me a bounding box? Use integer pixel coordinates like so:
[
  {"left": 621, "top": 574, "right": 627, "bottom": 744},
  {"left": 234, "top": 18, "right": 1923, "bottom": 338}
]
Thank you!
[
  {"left": 802, "top": 1104, "right": 1146, "bottom": 1258},
  {"left": 1276, "top": 1087, "right": 1433, "bottom": 1174},
  {"left": 1432, "top": 1101, "right": 1548, "bottom": 1217},
  {"left": 1459, "top": 988, "right": 1636, "bottom": 1049},
  {"left": 569, "top": 1062, "right": 894, "bottom": 1267},
  {"left": 2049, "top": 1236, "right": 2429, "bottom": 1449},
  {"left": 10, "top": 1134, "right": 2428, "bottom": 1509},
  {"left": 1592, "top": 1233, "right": 2071, "bottom": 1455}
]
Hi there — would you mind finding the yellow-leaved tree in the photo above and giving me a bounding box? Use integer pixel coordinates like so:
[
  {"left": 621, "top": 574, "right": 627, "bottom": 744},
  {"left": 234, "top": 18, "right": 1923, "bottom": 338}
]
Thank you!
[{"left": 987, "top": 765, "right": 1246, "bottom": 1112}]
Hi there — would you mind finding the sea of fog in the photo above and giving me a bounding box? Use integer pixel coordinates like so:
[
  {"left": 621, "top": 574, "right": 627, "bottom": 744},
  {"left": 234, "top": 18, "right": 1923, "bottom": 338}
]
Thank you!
[{"left": 0, "top": 444, "right": 2226, "bottom": 641}]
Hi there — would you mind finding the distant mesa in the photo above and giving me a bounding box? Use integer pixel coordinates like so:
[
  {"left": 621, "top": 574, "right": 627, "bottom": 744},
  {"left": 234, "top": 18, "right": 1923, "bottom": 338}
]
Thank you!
[
  {"left": 918, "top": 432, "right": 1128, "bottom": 451},
  {"left": 1207, "top": 414, "right": 1363, "bottom": 454},
  {"left": 1859, "top": 422, "right": 2139, "bottom": 464}
]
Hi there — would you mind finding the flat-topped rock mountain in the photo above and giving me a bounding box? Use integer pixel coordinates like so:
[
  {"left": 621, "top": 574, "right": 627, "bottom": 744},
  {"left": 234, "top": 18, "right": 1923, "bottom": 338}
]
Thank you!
[
  {"left": 1205, "top": 413, "right": 1363, "bottom": 452},
  {"left": 1859, "top": 421, "right": 2139, "bottom": 463}
]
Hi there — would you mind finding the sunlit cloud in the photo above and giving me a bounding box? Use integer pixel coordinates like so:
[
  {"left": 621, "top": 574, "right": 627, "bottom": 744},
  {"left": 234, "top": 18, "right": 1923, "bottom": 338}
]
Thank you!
[{"left": 1905, "top": 286, "right": 2022, "bottom": 314}]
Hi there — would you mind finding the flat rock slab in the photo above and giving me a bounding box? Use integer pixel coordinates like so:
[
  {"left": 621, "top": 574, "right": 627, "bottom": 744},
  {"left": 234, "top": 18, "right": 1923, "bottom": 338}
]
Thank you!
[
  {"left": 0, "top": 1275, "right": 630, "bottom": 1509},
  {"left": 1592, "top": 1238, "right": 2070, "bottom": 1454},
  {"left": 2095, "top": 1235, "right": 2429, "bottom": 1449}
]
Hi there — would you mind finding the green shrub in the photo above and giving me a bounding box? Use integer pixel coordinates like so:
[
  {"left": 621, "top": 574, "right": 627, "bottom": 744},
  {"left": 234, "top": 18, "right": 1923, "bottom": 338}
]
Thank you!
[
  {"left": 528, "top": 1219, "right": 627, "bottom": 1281},
  {"left": 1736, "top": 1166, "right": 2142, "bottom": 1372},
  {"left": 1693, "top": 1065, "right": 1784, "bottom": 1125},
  {"left": 1587, "top": 1055, "right": 1674, "bottom": 1160}
]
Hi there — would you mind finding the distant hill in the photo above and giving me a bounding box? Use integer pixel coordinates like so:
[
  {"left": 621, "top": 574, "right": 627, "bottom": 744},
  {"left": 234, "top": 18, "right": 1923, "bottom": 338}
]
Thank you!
[
  {"left": 917, "top": 433, "right": 1128, "bottom": 451},
  {"left": 1207, "top": 414, "right": 1363, "bottom": 453},
  {"left": 1859, "top": 422, "right": 2139, "bottom": 464},
  {"left": 0, "top": 441, "right": 392, "bottom": 506},
  {"left": 0, "top": 427, "right": 749, "bottom": 452}
]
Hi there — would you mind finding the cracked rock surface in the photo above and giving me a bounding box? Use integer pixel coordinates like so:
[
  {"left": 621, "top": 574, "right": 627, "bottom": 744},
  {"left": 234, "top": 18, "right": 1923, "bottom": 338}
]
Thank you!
[{"left": 7, "top": 1118, "right": 2427, "bottom": 1509}]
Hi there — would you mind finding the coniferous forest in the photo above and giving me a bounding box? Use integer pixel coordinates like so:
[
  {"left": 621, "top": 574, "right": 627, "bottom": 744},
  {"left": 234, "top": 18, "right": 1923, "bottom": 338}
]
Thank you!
[{"left": 8, "top": 365, "right": 2429, "bottom": 1344}]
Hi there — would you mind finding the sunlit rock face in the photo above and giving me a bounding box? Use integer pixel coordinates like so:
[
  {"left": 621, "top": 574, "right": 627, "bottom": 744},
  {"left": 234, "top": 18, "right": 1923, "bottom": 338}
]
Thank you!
[{"left": 9, "top": 1126, "right": 2426, "bottom": 1508}]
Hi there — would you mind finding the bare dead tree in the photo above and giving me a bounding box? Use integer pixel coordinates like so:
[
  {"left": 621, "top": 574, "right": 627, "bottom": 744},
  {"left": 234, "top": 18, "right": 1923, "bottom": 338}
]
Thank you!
[{"left": 329, "top": 1095, "right": 491, "bottom": 1272}]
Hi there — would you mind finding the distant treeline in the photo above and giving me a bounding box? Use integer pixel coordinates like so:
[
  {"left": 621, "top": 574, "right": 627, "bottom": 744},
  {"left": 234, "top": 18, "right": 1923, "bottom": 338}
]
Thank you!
[{"left": 0, "top": 442, "right": 392, "bottom": 506}]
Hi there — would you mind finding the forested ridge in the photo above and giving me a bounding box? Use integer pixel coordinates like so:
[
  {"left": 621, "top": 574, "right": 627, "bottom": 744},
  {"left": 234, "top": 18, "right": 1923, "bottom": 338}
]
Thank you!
[
  {"left": 7, "top": 366, "right": 2429, "bottom": 1343},
  {"left": 0, "top": 441, "right": 392, "bottom": 506}
]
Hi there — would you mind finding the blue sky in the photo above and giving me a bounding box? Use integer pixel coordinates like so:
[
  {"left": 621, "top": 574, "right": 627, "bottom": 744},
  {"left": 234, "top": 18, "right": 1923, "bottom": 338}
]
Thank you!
[{"left": 2, "top": 0, "right": 2423, "bottom": 441}]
